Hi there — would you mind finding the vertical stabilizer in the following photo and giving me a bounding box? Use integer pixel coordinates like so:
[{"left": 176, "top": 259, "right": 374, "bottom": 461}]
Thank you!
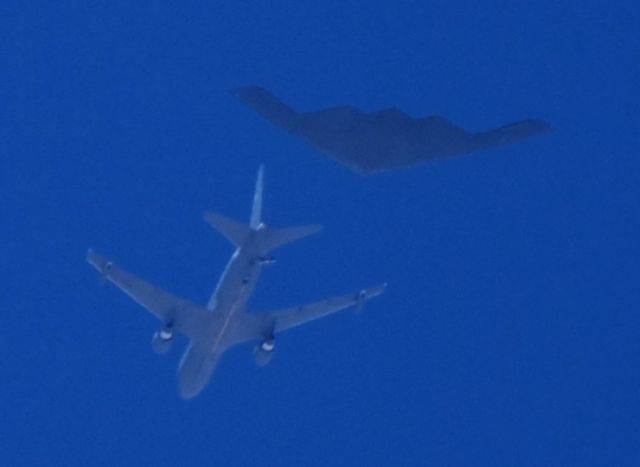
[{"left": 250, "top": 165, "right": 264, "bottom": 230}]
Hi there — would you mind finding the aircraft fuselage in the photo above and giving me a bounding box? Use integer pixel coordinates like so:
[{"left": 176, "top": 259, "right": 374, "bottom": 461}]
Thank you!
[{"left": 177, "top": 227, "right": 271, "bottom": 397}]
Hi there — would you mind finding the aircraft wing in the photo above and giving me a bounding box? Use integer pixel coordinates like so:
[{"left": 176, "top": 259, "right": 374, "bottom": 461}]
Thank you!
[
  {"left": 272, "top": 283, "right": 387, "bottom": 332},
  {"left": 232, "top": 85, "right": 552, "bottom": 175},
  {"left": 229, "top": 283, "right": 386, "bottom": 344},
  {"left": 86, "top": 249, "right": 208, "bottom": 339}
]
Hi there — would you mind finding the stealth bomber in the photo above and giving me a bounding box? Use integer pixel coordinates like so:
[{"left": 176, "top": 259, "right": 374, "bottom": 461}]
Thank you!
[{"left": 233, "top": 86, "right": 552, "bottom": 174}]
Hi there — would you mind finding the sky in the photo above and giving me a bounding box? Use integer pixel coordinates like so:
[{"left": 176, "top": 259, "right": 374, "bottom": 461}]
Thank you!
[{"left": 2, "top": 1, "right": 639, "bottom": 465}]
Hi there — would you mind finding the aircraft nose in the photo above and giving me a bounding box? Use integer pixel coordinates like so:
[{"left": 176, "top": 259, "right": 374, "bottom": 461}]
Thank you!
[
  {"left": 177, "top": 346, "right": 221, "bottom": 400},
  {"left": 179, "top": 381, "right": 204, "bottom": 400},
  {"left": 178, "top": 368, "right": 210, "bottom": 399}
]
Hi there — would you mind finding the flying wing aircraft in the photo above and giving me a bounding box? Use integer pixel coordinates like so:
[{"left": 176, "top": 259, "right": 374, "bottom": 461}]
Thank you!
[
  {"left": 87, "top": 166, "right": 385, "bottom": 399},
  {"left": 232, "top": 86, "right": 552, "bottom": 174}
]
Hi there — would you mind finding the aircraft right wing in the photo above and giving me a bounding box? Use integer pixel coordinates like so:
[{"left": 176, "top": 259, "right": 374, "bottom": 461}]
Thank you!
[
  {"left": 86, "top": 249, "right": 208, "bottom": 339},
  {"left": 271, "top": 283, "right": 387, "bottom": 333},
  {"left": 228, "top": 283, "right": 386, "bottom": 345}
]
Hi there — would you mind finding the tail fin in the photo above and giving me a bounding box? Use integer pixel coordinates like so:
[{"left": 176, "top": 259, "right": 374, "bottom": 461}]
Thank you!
[
  {"left": 204, "top": 166, "right": 264, "bottom": 246},
  {"left": 205, "top": 165, "right": 320, "bottom": 249},
  {"left": 250, "top": 165, "right": 264, "bottom": 230},
  {"left": 250, "top": 165, "right": 322, "bottom": 251}
]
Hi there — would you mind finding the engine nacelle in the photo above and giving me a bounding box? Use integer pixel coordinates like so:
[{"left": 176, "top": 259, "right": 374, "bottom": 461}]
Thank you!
[
  {"left": 253, "top": 337, "right": 275, "bottom": 367},
  {"left": 151, "top": 326, "right": 173, "bottom": 354}
]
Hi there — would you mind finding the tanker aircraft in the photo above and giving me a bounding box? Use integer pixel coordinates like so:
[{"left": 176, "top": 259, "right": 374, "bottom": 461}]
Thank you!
[{"left": 87, "top": 166, "right": 385, "bottom": 398}]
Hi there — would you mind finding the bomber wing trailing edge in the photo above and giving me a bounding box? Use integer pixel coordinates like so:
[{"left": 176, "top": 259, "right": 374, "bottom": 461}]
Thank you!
[
  {"left": 232, "top": 85, "right": 552, "bottom": 174},
  {"left": 87, "top": 166, "right": 385, "bottom": 399}
]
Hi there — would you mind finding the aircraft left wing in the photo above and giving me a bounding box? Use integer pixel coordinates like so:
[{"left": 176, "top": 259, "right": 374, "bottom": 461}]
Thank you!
[{"left": 86, "top": 249, "right": 208, "bottom": 339}]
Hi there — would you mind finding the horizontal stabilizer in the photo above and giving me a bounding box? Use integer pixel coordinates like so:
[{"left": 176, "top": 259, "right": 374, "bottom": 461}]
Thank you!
[
  {"left": 263, "top": 224, "right": 322, "bottom": 252},
  {"left": 204, "top": 212, "right": 251, "bottom": 247}
]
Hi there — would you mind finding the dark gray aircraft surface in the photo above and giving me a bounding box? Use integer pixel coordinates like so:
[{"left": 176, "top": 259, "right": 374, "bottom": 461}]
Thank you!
[
  {"left": 232, "top": 86, "right": 552, "bottom": 174},
  {"left": 87, "top": 167, "right": 385, "bottom": 399}
]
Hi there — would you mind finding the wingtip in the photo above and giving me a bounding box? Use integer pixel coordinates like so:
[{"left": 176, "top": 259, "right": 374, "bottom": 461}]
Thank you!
[
  {"left": 366, "top": 282, "right": 388, "bottom": 297},
  {"left": 86, "top": 248, "right": 97, "bottom": 264},
  {"left": 532, "top": 118, "right": 554, "bottom": 133},
  {"left": 229, "top": 86, "right": 247, "bottom": 97},
  {"left": 86, "top": 249, "right": 114, "bottom": 275},
  {"left": 229, "top": 85, "right": 267, "bottom": 99}
]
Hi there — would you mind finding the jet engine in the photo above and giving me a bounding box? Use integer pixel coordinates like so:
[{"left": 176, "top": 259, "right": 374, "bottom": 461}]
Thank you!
[
  {"left": 253, "top": 337, "right": 275, "bottom": 367},
  {"left": 152, "top": 325, "right": 173, "bottom": 354}
]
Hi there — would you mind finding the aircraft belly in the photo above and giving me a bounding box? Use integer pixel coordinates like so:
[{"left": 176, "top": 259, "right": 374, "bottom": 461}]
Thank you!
[{"left": 177, "top": 343, "right": 221, "bottom": 399}]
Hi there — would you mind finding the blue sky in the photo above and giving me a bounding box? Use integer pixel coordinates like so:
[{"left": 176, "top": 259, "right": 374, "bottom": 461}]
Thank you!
[{"left": 3, "top": 1, "right": 639, "bottom": 465}]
